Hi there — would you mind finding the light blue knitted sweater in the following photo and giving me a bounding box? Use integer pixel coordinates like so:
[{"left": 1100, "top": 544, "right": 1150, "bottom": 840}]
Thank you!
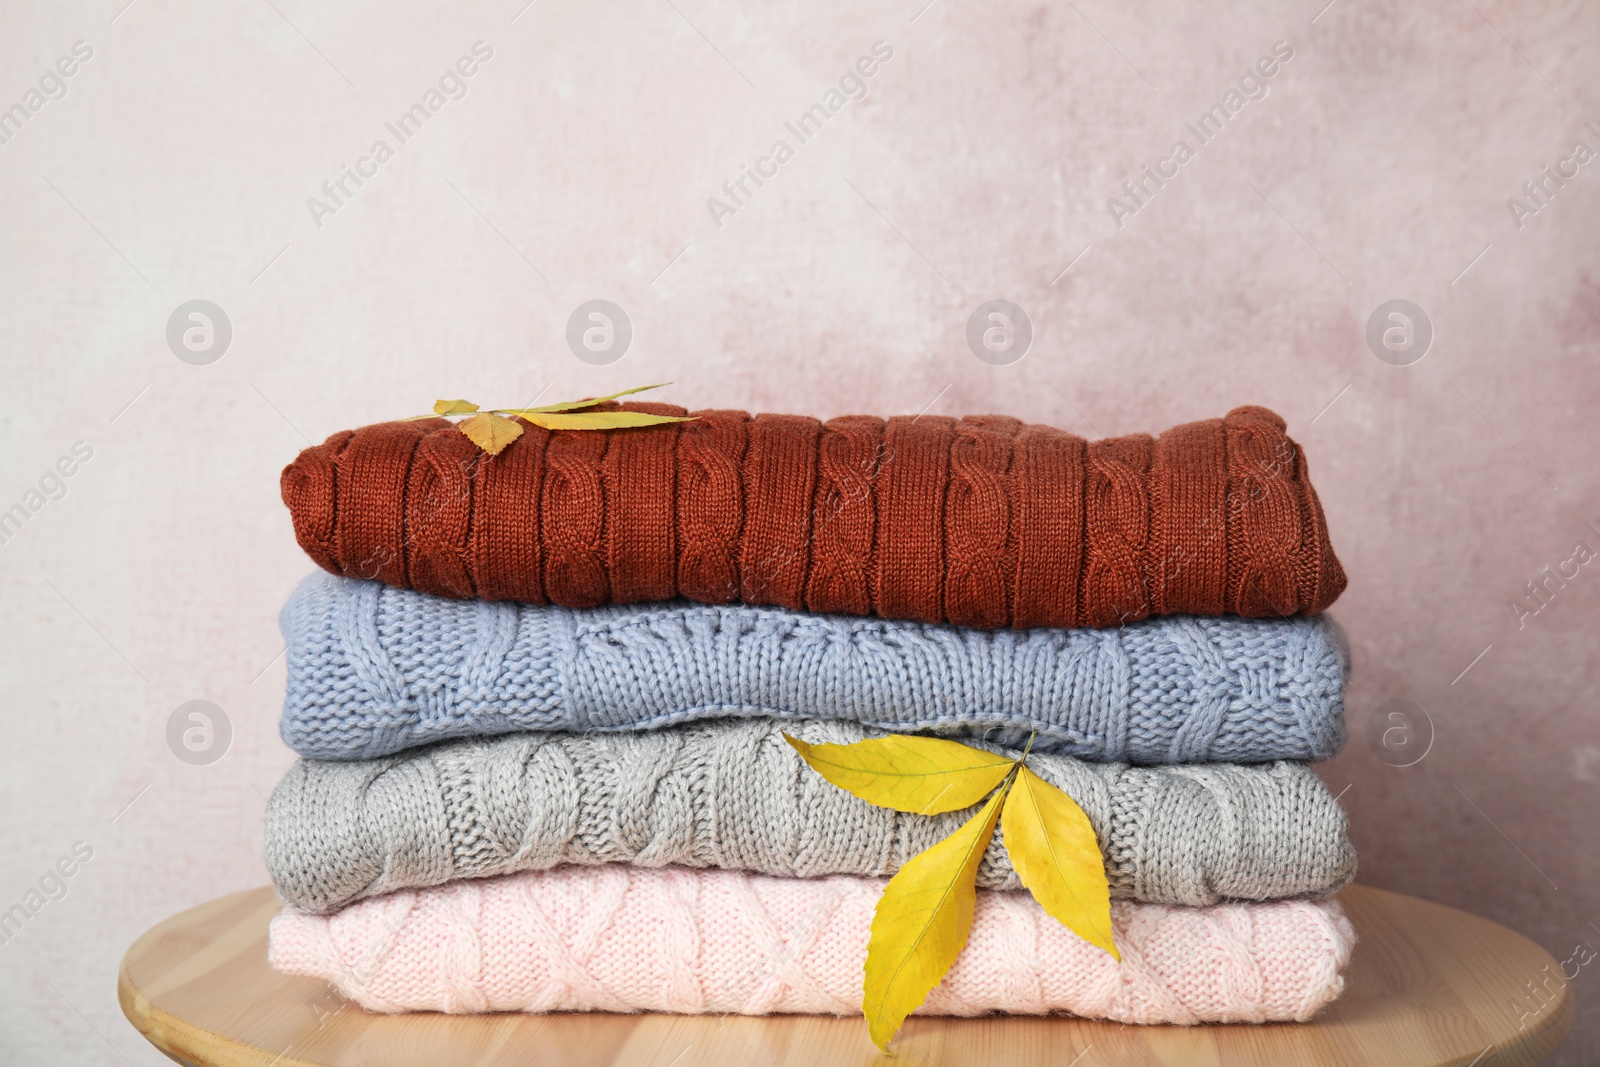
[{"left": 279, "top": 572, "right": 1347, "bottom": 763}]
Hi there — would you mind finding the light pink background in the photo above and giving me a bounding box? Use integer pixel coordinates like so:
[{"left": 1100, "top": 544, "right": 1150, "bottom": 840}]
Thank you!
[{"left": 1, "top": 0, "right": 1597, "bottom": 1063}]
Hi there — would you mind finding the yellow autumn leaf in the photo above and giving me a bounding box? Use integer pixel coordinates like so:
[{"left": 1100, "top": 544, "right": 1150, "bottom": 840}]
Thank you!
[
  {"left": 864, "top": 781, "right": 1009, "bottom": 1050},
  {"left": 433, "top": 399, "right": 480, "bottom": 415},
  {"left": 784, "top": 733, "right": 1014, "bottom": 815},
  {"left": 1001, "top": 765, "right": 1118, "bottom": 961},
  {"left": 457, "top": 412, "right": 524, "bottom": 455},
  {"left": 513, "top": 410, "right": 696, "bottom": 431},
  {"left": 518, "top": 382, "right": 673, "bottom": 414}
]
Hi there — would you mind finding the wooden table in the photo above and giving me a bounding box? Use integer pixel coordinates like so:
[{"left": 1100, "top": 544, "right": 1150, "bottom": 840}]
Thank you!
[{"left": 119, "top": 884, "right": 1571, "bottom": 1067}]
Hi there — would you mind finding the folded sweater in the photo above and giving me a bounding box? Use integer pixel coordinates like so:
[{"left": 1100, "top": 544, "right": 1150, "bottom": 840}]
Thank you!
[
  {"left": 266, "top": 719, "right": 1356, "bottom": 914},
  {"left": 268, "top": 865, "right": 1355, "bottom": 1023},
  {"left": 280, "top": 403, "right": 1345, "bottom": 629},
  {"left": 279, "top": 572, "right": 1347, "bottom": 762}
]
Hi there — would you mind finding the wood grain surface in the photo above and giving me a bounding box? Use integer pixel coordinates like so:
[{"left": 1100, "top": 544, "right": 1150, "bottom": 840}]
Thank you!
[{"left": 118, "top": 884, "right": 1571, "bottom": 1067}]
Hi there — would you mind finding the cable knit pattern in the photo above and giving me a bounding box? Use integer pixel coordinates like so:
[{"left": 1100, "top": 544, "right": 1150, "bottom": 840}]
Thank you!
[
  {"left": 675, "top": 410, "right": 746, "bottom": 603},
  {"left": 805, "top": 416, "right": 882, "bottom": 616},
  {"left": 1084, "top": 434, "right": 1153, "bottom": 625},
  {"left": 268, "top": 866, "right": 1355, "bottom": 1022},
  {"left": 265, "top": 718, "right": 1357, "bottom": 914},
  {"left": 542, "top": 431, "right": 610, "bottom": 608},
  {"left": 279, "top": 572, "right": 1348, "bottom": 762},
  {"left": 280, "top": 404, "right": 1346, "bottom": 628}
]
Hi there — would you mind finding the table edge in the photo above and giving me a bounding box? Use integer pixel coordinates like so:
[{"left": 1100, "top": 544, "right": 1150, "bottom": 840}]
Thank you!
[{"left": 116, "top": 884, "right": 1577, "bottom": 1067}]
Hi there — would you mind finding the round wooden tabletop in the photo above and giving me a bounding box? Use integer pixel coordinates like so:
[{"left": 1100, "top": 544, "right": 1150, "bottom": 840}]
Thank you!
[{"left": 118, "top": 883, "right": 1571, "bottom": 1067}]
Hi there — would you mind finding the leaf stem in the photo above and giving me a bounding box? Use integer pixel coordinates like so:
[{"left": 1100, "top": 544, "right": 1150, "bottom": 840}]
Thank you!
[
  {"left": 484, "top": 406, "right": 592, "bottom": 415},
  {"left": 1018, "top": 730, "right": 1038, "bottom": 767}
]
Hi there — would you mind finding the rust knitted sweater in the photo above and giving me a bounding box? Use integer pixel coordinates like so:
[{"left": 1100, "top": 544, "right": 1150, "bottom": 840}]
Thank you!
[{"left": 280, "top": 404, "right": 1344, "bottom": 628}]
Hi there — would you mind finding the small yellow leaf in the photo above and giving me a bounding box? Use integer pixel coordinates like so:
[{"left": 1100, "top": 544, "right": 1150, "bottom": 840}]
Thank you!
[
  {"left": 1001, "top": 765, "right": 1118, "bottom": 961},
  {"left": 458, "top": 413, "right": 523, "bottom": 455},
  {"left": 864, "top": 782, "right": 1008, "bottom": 1050},
  {"left": 784, "top": 733, "right": 1014, "bottom": 815},
  {"left": 433, "top": 399, "right": 480, "bottom": 415},
  {"left": 513, "top": 410, "right": 696, "bottom": 431},
  {"left": 519, "top": 382, "right": 673, "bottom": 414}
]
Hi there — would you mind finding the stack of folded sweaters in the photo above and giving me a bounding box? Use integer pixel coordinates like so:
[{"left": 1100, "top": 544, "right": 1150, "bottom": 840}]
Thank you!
[{"left": 264, "top": 402, "right": 1357, "bottom": 1030}]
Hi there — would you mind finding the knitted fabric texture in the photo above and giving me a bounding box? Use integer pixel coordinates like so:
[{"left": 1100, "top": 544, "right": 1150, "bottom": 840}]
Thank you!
[
  {"left": 279, "top": 571, "right": 1347, "bottom": 763},
  {"left": 266, "top": 719, "right": 1357, "bottom": 914},
  {"left": 280, "top": 403, "right": 1345, "bottom": 628},
  {"left": 268, "top": 865, "right": 1355, "bottom": 1022}
]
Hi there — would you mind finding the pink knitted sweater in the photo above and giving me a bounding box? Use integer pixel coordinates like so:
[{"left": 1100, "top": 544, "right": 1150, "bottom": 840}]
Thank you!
[{"left": 269, "top": 866, "right": 1354, "bottom": 1024}]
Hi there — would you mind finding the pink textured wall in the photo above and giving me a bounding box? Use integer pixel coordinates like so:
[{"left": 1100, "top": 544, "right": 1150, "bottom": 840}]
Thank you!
[{"left": 0, "top": 0, "right": 1596, "bottom": 1062}]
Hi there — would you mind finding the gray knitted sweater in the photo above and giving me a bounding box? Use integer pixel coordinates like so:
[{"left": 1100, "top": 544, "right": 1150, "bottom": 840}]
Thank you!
[{"left": 266, "top": 719, "right": 1355, "bottom": 913}]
